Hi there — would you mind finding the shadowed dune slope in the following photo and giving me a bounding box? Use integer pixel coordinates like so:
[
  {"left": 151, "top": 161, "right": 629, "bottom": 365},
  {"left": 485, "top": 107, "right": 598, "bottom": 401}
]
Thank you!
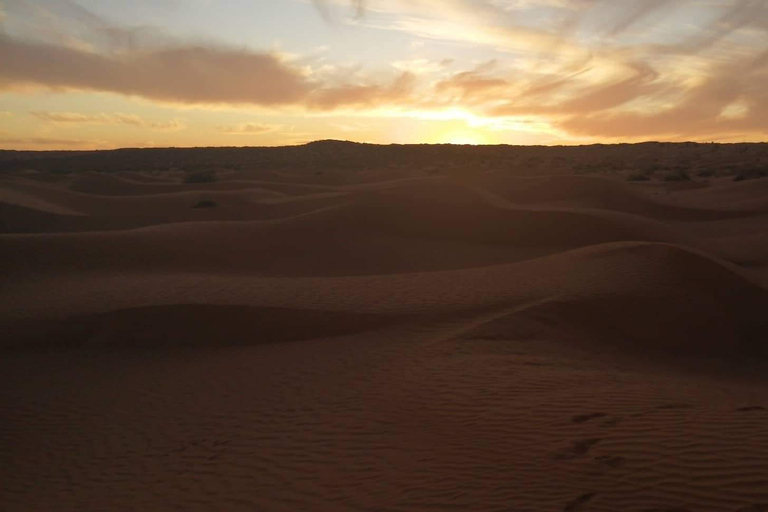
[
  {"left": 1, "top": 305, "right": 399, "bottom": 349},
  {"left": 664, "top": 176, "right": 768, "bottom": 210},
  {"left": 465, "top": 243, "right": 768, "bottom": 358},
  {"left": 0, "top": 178, "right": 349, "bottom": 233},
  {"left": 350, "top": 180, "right": 697, "bottom": 246},
  {"left": 1, "top": 179, "right": 718, "bottom": 277},
  {"left": 114, "top": 171, "right": 180, "bottom": 183},
  {"left": 2, "top": 177, "right": 286, "bottom": 209},
  {"left": 472, "top": 174, "right": 759, "bottom": 220},
  {"left": 66, "top": 172, "right": 298, "bottom": 196},
  {"left": 3, "top": 241, "right": 766, "bottom": 358},
  {"left": 67, "top": 171, "right": 342, "bottom": 196},
  {"left": 4, "top": 151, "right": 768, "bottom": 512},
  {"left": 0, "top": 183, "right": 85, "bottom": 215}
]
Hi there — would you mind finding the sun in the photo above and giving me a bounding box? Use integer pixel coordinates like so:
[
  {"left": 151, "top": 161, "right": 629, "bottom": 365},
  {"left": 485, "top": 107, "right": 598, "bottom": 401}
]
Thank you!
[{"left": 444, "top": 131, "right": 487, "bottom": 145}]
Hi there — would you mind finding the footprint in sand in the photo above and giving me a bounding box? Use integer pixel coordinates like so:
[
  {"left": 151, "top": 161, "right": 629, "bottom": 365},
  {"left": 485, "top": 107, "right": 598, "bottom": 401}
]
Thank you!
[
  {"left": 642, "top": 509, "right": 692, "bottom": 512},
  {"left": 737, "top": 406, "right": 766, "bottom": 412},
  {"left": 656, "top": 403, "right": 694, "bottom": 410},
  {"left": 600, "top": 416, "right": 623, "bottom": 427},
  {"left": 553, "top": 438, "right": 602, "bottom": 460},
  {"left": 564, "top": 492, "right": 596, "bottom": 512},
  {"left": 594, "top": 455, "right": 626, "bottom": 468},
  {"left": 571, "top": 412, "right": 607, "bottom": 424}
]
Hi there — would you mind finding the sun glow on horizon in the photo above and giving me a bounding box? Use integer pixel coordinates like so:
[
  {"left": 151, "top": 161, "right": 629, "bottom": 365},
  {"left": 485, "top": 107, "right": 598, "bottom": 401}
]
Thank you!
[
  {"left": 443, "top": 131, "right": 488, "bottom": 146},
  {"left": 1, "top": 0, "right": 767, "bottom": 150}
]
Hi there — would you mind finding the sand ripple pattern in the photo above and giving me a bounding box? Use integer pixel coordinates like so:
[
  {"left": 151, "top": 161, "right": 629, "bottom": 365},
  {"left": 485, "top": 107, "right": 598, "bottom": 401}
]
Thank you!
[{"left": 2, "top": 147, "right": 768, "bottom": 511}]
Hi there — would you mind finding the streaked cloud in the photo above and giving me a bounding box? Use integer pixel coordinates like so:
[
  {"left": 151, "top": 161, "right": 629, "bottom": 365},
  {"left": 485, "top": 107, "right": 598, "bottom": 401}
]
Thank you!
[
  {"left": 30, "top": 111, "right": 186, "bottom": 131},
  {"left": 0, "top": 135, "right": 112, "bottom": 148},
  {"left": 0, "top": 35, "right": 312, "bottom": 106},
  {"left": 219, "top": 123, "right": 281, "bottom": 135},
  {"left": 1, "top": 0, "right": 767, "bottom": 147}
]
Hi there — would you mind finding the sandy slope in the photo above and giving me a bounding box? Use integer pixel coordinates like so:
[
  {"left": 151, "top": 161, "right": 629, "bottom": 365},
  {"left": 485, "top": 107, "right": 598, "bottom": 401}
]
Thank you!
[
  {"left": 471, "top": 174, "right": 764, "bottom": 220},
  {"left": 2, "top": 151, "right": 768, "bottom": 512}
]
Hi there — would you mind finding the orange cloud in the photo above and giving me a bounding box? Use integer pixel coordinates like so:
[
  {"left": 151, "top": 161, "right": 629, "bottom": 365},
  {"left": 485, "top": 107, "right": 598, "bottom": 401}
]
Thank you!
[
  {"left": 0, "top": 34, "right": 311, "bottom": 106},
  {"left": 3, "top": 0, "right": 768, "bottom": 146},
  {"left": 307, "top": 72, "right": 417, "bottom": 110},
  {"left": 30, "top": 111, "right": 186, "bottom": 131},
  {"left": 219, "top": 123, "right": 281, "bottom": 135},
  {"left": 0, "top": 136, "right": 112, "bottom": 149},
  {"left": 556, "top": 49, "right": 768, "bottom": 139},
  {"left": 435, "top": 70, "right": 508, "bottom": 101}
]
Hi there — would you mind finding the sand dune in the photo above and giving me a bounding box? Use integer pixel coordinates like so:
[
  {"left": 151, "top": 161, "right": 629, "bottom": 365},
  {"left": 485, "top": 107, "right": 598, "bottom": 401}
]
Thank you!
[
  {"left": 66, "top": 171, "right": 297, "bottom": 196},
  {"left": 662, "top": 177, "right": 768, "bottom": 211},
  {"left": 472, "top": 174, "right": 758, "bottom": 220},
  {"left": 2, "top": 304, "right": 398, "bottom": 349},
  {"left": 0, "top": 182, "right": 86, "bottom": 215},
  {"left": 0, "top": 177, "right": 349, "bottom": 233},
  {"left": 115, "top": 171, "right": 181, "bottom": 183},
  {"left": 2, "top": 144, "right": 768, "bottom": 512},
  {"left": 351, "top": 179, "right": 698, "bottom": 247},
  {"left": 1, "top": 187, "right": 710, "bottom": 277},
  {"left": 465, "top": 244, "right": 768, "bottom": 358},
  {"left": 3, "top": 241, "right": 764, "bottom": 348}
]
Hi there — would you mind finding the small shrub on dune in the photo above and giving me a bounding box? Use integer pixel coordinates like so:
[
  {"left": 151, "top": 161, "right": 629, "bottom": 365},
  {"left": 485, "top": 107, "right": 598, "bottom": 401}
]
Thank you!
[
  {"left": 192, "top": 200, "right": 218, "bottom": 209},
  {"left": 734, "top": 168, "right": 768, "bottom": 182},
  {"left": 663, "top": 169, "right": 691, "bottom": 182}
]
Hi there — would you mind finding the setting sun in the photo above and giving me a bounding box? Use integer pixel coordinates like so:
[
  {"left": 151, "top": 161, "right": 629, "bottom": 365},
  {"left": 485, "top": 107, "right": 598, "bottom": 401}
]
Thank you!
[
  {"left": 445, "top": 132, "right": 487, "bottom": 145},
  {"left": 445, "top": 131, "right": 488, "bottom": 146},
  {"left": 2, "top": 0, "right": 767, "bottom": 149}
]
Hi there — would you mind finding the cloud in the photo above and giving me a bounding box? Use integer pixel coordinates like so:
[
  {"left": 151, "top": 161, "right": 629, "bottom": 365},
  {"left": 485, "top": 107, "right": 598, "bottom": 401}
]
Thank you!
[
  {"left": 603, "top": 0, "right": 675, "bottom": 37},
  {"left": 4, "top": 0, "right": 768, "bottom": 144},
  {"left": 0, "top": 34, "right": 312, "bottom": 106},
  {"left": 555, "top": 48, "right": 768, "bottom": 139},
  {"left": 307, "top": 71, "right": 417, "bottom": 110},
  {"left": 435, "top": 63, "right": 509, "bottom": 101},
  {"left": 311, "top": 0, "right": 365, "bottom": 23},
  {"left": 30, "top": 111, "right": 186, "bottom": 131},
  {"left": 0, "top": 136, "right": 111, "bottom": 148},
  {"left": 676, "top": 0, "right": 768, "bottom": 54},
  {"left": 219, "top": 123, "right": 281, "bottom": 135},
  {"left": 491, "top": 60, "right": 662, "bottom": 117},
  {"left": 392, "top": 58, "right": 447, "bottom": 75}
]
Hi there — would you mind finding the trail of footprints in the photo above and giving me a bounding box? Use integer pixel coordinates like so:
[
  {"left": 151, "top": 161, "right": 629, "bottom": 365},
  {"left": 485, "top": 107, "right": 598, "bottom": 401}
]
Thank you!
[{"left": 553, "top": 403, "right": 767, "bottom": 512}]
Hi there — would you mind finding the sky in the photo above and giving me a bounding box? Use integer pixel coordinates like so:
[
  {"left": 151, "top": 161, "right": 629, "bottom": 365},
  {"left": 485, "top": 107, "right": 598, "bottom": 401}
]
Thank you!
[{"left": 0, "top": 0, "right": 767, "bottom": 149}]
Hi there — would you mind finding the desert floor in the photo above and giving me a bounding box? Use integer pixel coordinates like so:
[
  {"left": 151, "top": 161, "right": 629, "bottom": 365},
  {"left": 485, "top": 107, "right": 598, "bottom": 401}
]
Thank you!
[{"left": 2, "top": 142, "right": 768, "bottom": 512}]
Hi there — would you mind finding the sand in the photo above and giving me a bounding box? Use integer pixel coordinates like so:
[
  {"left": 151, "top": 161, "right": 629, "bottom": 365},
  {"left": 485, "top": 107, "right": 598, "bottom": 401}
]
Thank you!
[{"left": 2, "top": 142, "right": 768, "bottom": 512}]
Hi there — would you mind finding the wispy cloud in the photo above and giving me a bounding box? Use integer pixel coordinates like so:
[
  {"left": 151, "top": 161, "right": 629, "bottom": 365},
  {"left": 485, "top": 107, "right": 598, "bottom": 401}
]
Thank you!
[
  {"left": 30, "top": 111, "right": 186, "bottom": 131},
  {"left": 1, "top": 34, "right": 312, "bottom": 106},
  {"left": 3, "top": 0, "right": 768, "bottom": 144},
  {"left": 0, "top": 135, "right": 112, "bottom": 149},
  {"left": 218, "top": 122, "right": 281, "bottom": 135}
]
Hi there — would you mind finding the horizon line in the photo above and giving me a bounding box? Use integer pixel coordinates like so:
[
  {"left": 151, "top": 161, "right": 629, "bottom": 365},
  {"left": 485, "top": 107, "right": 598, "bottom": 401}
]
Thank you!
[{"left": 2, "top": 139, "right": 768, "bottom": 153}]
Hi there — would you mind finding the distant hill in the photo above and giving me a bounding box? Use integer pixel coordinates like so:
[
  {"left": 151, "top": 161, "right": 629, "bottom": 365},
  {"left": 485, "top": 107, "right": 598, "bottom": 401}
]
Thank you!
[{"left": 1, "top": 141, "right": 766, "bottom": 179}]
